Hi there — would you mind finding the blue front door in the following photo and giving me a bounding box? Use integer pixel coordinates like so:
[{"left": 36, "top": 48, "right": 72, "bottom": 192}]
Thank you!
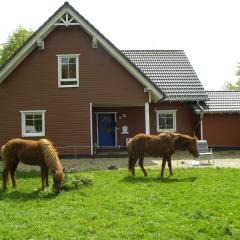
[{"left": 98, "top": 113, "right": 116, "bottom": 147}]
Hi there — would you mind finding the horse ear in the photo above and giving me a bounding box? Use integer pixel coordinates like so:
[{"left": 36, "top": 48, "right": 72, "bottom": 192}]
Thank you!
[{"left": 62, "top": 167, "right": 65, "bottom": 173}]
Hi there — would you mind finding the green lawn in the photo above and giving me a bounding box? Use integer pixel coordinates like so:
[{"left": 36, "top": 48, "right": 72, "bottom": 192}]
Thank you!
[{"left": 1, "top": 167, "right": 240, "bottom": 239}]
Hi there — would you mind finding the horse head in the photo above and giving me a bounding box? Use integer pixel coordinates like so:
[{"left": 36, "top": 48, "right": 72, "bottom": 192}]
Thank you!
[
  {"left": 187, "top": 137, "right": 199, "bottom": 158},
  {"left": 52, "top": 168, "right": 64, "bottom": 193}
]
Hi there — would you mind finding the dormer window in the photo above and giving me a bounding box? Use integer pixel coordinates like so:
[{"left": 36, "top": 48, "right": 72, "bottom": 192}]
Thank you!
[{"left": 57, "top": 54, "right": 79, "bottom": 87}]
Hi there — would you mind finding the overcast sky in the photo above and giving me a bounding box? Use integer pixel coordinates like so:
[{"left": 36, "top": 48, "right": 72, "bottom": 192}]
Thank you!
[{"left": 1, "top": 0, "right": 239, "bottom": 90}]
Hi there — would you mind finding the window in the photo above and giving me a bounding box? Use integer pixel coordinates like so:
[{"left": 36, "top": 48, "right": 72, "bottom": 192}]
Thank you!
[
  {"left": 20, "top": 110, "right": 46, "bottom": 137},
  {"left": 57, "top": 54, "right": 79, "bottom": 87},
  {"left": 156, "top": 110, "right": 177, "bottom": 132}
]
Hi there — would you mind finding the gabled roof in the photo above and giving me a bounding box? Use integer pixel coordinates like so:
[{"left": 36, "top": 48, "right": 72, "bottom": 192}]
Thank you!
[
  {"left": 122, "top": 50, "right": 208, "bottom": 102},
  {"left": 0, "top": 2, "right": 164, "bottom": 102},
  {"left": 196, "top": 91, "right": 240, "bottom": 113}
]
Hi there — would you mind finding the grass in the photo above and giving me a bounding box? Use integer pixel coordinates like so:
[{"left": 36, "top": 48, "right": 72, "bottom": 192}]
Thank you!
[{"left": 1, "top": 167, "right": 240, "bottom": 239}]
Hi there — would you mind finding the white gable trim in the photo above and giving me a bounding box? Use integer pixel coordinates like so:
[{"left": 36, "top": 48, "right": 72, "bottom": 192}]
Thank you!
[{"left": 0, "top": 3, "right": 164, "bottom": 102}]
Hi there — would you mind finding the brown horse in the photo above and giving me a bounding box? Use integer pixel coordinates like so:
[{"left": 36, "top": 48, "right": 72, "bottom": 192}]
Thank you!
[
  {"left": 128, "top": 132, "right": 199, "bottom": 177},
  {"left": 1, "top": 138, "right": 64, "bottom": 193}
]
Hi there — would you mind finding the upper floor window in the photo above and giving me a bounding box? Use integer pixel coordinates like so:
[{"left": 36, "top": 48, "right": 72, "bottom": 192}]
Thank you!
[
  {"left": 57, "top": 54, "right": 79, "bottom": 88},
  {"left": 156, "top": 110, "right": 177, "bottom": 132},
  {"left": 20, "top": 110, "right": 46, "bottom": 137}
]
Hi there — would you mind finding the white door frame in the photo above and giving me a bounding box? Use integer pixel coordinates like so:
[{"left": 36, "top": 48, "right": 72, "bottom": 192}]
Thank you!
[{"left": 89, "top": 102, "right": 93, "bottom": 155}]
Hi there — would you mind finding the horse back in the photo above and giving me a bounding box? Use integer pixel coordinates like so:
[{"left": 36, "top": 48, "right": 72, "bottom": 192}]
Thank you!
[
  {"left": 4, "top": 138, "right": 44, "bottom": 166},
  {"left": 131, "top": 133, "right": 173, "bottom": 156}
]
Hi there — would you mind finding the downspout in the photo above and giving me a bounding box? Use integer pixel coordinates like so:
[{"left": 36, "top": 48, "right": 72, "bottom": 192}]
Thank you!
[
  {"left": 144, "top": 88, "right": 151, "bottom": 134},
  {"left": 196, "top": 101, "right": 204, "bottom": 140}
]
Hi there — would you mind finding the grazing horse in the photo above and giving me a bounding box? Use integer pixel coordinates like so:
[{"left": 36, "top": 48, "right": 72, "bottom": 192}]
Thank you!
[
  {"left": 128, "top": 132, "right": 199, "bottom": 177},
  {"left": 1, "top": 138, "right": 64, "bottom": 193}
]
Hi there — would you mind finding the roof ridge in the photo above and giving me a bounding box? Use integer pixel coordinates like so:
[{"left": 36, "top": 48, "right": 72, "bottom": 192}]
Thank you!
[
  {"left": 121, "top": 49, "right": 184, "bottom": 52},
  {"left": 206, "top": 90, "right": 240, "bottom": 92}
]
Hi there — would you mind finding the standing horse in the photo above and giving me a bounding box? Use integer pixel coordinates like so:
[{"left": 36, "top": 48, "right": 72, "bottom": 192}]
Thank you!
[
  {"left": 128, "top": 132, "right": 199, "bottom": 177},
  {"left": 1, "top": 138, "right": 64, "bottom": 193}
]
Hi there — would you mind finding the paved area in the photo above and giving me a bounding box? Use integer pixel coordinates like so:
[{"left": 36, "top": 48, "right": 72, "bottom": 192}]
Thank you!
[{"left": 0, "top": 150, "right": 240, "bottom": 172}]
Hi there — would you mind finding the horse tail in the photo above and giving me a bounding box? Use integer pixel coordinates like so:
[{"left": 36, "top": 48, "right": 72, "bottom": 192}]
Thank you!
[
  {"left": 0, "top": 145, "right": 3, "bottom": 161},
  {"left": 127, "top": 139, "right": 135, "bottom": 172},
  {"left": 1, "top": 144, "right": 8, "bottom": 164},
  {"left": 1, "top": 144, "right": 10, "bottom": 190}
]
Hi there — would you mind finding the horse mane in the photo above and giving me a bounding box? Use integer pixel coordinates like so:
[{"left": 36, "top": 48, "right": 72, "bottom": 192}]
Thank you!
[
  {"left": 173, "top": 132, "right": 197, "bottom": 148},
  {"left": 38, "top": 139, "right": 62, "bottom": 171},
  {"left": 178, "top": 133, "right": 197, "bottom": 141}
]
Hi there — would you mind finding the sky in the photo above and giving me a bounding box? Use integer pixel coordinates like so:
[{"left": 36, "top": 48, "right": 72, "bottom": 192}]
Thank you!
[{"left": 0, "top": 0, "right": 240, "bottom": 90}]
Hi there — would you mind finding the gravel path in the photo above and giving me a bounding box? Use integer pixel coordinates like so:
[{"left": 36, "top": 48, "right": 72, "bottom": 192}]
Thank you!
[{"left": 0, "top": 150, "right": 239, "bottom": 172}]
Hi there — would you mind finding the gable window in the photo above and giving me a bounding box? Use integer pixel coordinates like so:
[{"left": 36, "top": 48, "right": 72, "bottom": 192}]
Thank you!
[
  {"left": 57, "top": 54, "right": 79, "bottom": 87},
  {"left": 156, "top": 110, "right": 177, "bottom": 132},
  {"left": 20, "top": 110, "right": 46, "bottom": 137}
]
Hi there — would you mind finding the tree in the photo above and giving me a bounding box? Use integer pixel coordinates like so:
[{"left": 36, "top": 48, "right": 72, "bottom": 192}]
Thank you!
[
  {"left": 224, "top": 80, "right": 240, "bottom": 90},
  {"left": 0, "top": 26, "right": 33, "bottom": 67},
  {"left": 236, "top": 62, "right": 240, "bottom": 79},
  {"left": 224, "top": 62, "right": 240, "bottom": 90}
]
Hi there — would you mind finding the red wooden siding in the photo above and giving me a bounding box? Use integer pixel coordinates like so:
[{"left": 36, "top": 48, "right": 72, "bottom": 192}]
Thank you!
[
  {"left": 203, "top": 114, "right": 240, "bottom": 147},
  {"left": 150, "top": 102, "right": 199, "bottom": 136},
  {"left": 0, "top": 26, "right": 149, "bottom": 154}
]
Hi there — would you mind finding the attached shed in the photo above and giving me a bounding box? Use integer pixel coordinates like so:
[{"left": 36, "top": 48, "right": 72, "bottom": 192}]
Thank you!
[{"left": 199, "top": 91, "right": 240, "bottom": 148}]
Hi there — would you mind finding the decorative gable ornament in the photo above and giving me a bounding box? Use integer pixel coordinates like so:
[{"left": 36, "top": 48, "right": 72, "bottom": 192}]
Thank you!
[{"left": 54, "top": 13, "right": 80, "bottom": 27}]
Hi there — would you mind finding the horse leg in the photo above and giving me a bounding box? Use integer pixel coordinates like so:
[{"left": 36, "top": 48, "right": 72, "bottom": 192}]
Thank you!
[
  {"left": 2, "top": 166, "right": 10, "bottom": 191},
  {"left": 160, "top": 156, "right": 167, "bottom": 178},
  {"left": 10, "top": 161, "right": 19, "bottom": 188},
  {"left": 167, "top": 156, "right": 173, "bottom": 176},
  {"left": 139, "top": 155, "right": 148, "bottom": 177},
  {"left": 40, "top": 167, "right": 48, "bottom": 191},
  {"left": 45, "top": 168, "right": 49, "bottom": 187},
  {"left": 131, "top": 157, "right": 138, "bottom": 176},
  {"left": 129, "top": 154, "right": 138, "bottom": 176}
]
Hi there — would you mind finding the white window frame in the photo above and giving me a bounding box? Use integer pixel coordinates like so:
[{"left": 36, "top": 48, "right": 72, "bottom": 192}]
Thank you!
[
  {"left": 20, "top": 110, "right": 46, "bottom": 137},
  {"left": 156, "top": 110, "right": 177, "bottom": 132},
  {"left": 57, "top": 54, "right": 80, "bottom": 88}
]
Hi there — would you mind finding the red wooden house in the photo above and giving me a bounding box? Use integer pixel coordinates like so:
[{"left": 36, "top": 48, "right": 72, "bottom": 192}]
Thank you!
[{"left": 0, "top": 2, "right": 237, "bottom": 156}]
